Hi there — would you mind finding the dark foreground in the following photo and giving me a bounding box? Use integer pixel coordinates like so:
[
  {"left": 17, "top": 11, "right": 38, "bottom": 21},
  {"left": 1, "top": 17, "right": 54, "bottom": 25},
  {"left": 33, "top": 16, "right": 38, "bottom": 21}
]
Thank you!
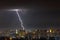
[{"left": 0, "top": 36, "right": 57, "bottom": 40}]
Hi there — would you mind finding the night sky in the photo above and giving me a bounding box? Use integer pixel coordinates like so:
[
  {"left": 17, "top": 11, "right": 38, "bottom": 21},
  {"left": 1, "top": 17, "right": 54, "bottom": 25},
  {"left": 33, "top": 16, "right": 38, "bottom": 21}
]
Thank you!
[{"left": 0, "top": 0, "right": 60, "bottom": 31}]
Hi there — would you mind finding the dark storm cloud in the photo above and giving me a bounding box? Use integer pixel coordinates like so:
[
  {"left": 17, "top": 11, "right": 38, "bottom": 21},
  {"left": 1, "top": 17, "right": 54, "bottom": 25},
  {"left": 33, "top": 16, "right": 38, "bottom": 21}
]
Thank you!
[
  {"left": 0, "top": 0, "right": 60, "bottom": 30},
  {"left": 23, "top": 9, "right": 60, "bottom": 29},
  {"left": 0, "top": 11, "right": 22, "bottom": 30},
  {"left": 0, "top": 9, "right": 60, "bottom": 30}
]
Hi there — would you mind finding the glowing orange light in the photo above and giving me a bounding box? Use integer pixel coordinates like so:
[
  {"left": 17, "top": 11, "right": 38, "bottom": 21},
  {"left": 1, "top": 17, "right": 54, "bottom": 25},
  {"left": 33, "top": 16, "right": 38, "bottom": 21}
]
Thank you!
[
  {"left": 10, "top": 37, "right": 12, "bottom": 40},
  {"left": 50, "top": 29, "right": 52, "bottom": 33}
]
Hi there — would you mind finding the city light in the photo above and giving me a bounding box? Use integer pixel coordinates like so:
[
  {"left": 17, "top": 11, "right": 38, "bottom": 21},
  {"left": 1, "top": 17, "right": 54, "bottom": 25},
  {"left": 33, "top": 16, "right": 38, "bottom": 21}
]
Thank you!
[
  {"left": 33, "top": 32, "right": 35, "bottom": 34},
  {"left": 47, "top": 30, "right": 49, "bottom": 33},
  {"left": 25, "top": 31, "right": 28, "bottom": 34},
  {"left": 21, "top": 36, "right": 25, "bottom": 38},
  {"left": 50, "top": 29, "right": 52, "bottom": 33},
  {"left": 10, "top": 37, "right": 12, "bottom": 40},
  {"left": 16, "top": 29, "right": 18, "bottom": 34}
]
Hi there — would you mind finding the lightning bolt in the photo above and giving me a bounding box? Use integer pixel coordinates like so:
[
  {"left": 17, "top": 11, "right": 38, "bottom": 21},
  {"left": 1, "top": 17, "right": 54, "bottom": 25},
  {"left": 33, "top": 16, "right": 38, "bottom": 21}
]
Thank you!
[{"left": 16, "top": 10, "right": 24, "bottom": 30}]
